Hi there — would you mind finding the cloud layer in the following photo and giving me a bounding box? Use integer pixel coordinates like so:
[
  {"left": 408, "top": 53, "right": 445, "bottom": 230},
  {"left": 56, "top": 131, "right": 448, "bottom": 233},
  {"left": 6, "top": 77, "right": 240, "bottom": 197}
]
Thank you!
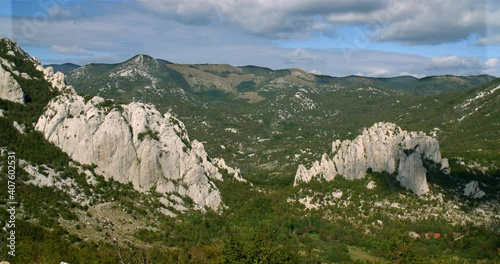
[
  {"left": 137, "top": 0, "right": 500, "bottom": 44},
  {"left": 0, "top": 0, "right": 498, "bottom": 77}
]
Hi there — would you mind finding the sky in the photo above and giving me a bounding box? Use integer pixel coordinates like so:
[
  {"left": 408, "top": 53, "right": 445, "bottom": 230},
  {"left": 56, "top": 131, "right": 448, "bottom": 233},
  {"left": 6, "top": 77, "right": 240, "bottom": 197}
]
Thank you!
[{"left": 1, "top": 0, "right": 499, "bottom": 77}]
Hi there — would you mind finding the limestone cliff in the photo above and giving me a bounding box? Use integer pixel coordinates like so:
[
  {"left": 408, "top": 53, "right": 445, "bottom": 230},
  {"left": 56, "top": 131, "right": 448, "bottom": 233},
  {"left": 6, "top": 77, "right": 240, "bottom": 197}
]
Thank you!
[
  {"left": 0, "top": 38, "right": 27, "bottom": 103},
  {"left": 0, "top": 64, "right": 24, "bottom": 103},
  {"left": 294, "top": 122, "right": 450, "bottom": 195},
  {"left": 35, "top": 67, "right": 240, "bottom": 211}
]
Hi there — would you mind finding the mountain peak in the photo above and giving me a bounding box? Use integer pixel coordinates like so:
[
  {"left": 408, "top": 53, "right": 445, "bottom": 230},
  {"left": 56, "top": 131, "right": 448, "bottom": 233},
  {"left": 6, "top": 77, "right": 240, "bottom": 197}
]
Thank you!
[
  {"left": 126, "top": 54, "right": 158, "bottom": 66},
  {"left": 107, "top": 54, "right": 161, "bottom": 80},
  {"left": 0, "top": 37, "right": 33, "bottom": 60}
]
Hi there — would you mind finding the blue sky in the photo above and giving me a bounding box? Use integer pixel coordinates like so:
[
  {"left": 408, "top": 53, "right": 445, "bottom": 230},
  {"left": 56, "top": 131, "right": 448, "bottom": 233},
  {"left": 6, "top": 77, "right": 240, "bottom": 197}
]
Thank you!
[{"left": 1, "top": 0, "right": 499, "bottom": 77}]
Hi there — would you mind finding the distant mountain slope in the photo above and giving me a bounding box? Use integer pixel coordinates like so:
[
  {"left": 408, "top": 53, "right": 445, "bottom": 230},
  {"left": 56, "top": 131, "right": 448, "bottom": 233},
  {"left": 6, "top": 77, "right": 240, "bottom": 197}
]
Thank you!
[
  {"left": 67, "top": 55, "right": 190, "bottom": 104},
  {"left": 44, "top": 63, "right": 80, "bottom": 73},
  {"left": 401, "top": 78, "right": 500, "bottom": 163},
  {"left": 67, "top": 56, "right": 496, "bottom": 97},
  {"left": 344, "top": 74, "right": 496, "bottom": 96},
  {"left": 65, "top": 54, "right": 499, "bottom": 178}
]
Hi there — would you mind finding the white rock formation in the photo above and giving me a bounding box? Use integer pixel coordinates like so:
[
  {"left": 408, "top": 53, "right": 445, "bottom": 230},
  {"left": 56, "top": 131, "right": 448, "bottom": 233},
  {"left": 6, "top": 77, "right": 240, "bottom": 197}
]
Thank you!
[
  {"left": 212, "top": 158, "right": 248, "bottom": 183},
  {"left": 463, "top": 181, "right": 486, "bottom": 198},
  {"left": 20, "top": 160, "right": 93, "bottom": 206},
  {"left": 35, "top": 71, "right": 242, "bottom": 211},
  {"left": 409, "top": 231, "right": 420, "bottom": 239},
  {"left": 294, "top": 122, "right": 450, "bottom": 195},
  {"left": 396, "top": 152, "right": 429, "bottom": 195},
  {"left": 440, "top": 158, "right": 450, "bottom": 175},
  {"left": 366, "top": 180, "right": 377, "bottom": 190},
  {"left": 0, "top": 63, "right": 24, "bottom": 103},
  {"left": 12, "top": 121, "right": 25, "bottom": 134},
  {"left": 0, "top": 37, "right": 45, "bottom": 104},
  {"left": 331, "top": 190, "right": 343, "bottom": 199},
  {"left": 41, "top": 66, "right": 67, "bottom": 91}
]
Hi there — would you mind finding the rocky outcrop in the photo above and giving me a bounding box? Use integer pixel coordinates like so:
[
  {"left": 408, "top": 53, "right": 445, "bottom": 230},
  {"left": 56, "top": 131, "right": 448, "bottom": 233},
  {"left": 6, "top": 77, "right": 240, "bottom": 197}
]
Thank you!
[
  {"left": 440, "top": 158, "right": 450, "bottom": 175},
  {"left": 35, "top": 71, "right": 242, "bottom": 211},
  {"left": 0, "top": 62, "right": 24, "bottom": 103},
  {"left": 463, "top": 181, "right": 485, "bottom": 198},
  {"left": 12, "top": 121, "right": 25, "bottom": 134},
  {"left": 294, "top": 122, "right": 450, "bottom": 195},
  {"left": 408, "top": 231, "right": 420, "bottom": 239},
  {"left": 396, "top": 152, "right": 429, "bottom": 195},
  {"left": 0, "top": 37, "right": 44, "bottom": 104},
  {"left": 39, "top": 65, "right": 67, "bottom": 91},
  {"left": 212, "top": 158, "right": 248, "bottom": 183},
  {"left": 366, "top": 180, "right": 377, "bottom": 190}
]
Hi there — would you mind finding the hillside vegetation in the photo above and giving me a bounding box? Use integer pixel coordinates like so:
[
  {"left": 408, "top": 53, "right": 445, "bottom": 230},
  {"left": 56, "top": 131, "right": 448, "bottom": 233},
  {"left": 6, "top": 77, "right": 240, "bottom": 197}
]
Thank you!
[{"left": 1, "top": 39, "right": 499, "bottom": 263}]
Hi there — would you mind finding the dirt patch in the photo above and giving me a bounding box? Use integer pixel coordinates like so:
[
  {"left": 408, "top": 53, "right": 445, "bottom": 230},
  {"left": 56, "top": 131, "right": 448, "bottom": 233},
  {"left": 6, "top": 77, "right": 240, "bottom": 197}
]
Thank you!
[
  {"left": 59, "top": 202, "right": 157, "bottom": 246},
  {"left": 348, "top": 246, "right": 384, "bottom": 263},
  {"left": 237, "top": 92, "right": 265, "bottom": 103}
]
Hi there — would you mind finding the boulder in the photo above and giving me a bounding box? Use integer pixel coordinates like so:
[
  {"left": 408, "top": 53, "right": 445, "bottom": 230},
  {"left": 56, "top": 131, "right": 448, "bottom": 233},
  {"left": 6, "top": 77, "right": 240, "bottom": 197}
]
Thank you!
[
  {"left": 366, "top": 180, "right": 377, "bottom": 190},
  {"left": 409, "top": 231, "right": 420, "bottom": 239},
  {"left": 463, "top": 181, "right": 485, "bottom": 198}
]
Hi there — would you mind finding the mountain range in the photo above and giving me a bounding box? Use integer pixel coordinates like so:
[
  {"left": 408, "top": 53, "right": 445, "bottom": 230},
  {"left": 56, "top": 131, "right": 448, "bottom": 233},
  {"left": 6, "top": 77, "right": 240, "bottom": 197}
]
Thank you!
[
  {"left": 62, "top": 54, "right": 499, "bottom": 179},
  {"left": 1, "top": 37, "right": 499, "bottom": 263}
]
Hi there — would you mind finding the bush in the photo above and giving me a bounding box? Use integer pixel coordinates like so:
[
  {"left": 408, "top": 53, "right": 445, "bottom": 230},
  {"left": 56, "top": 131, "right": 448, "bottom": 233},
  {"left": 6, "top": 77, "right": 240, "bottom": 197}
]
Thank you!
[{"left": 138, "top": 129, "right": 159, "bottom": 141}]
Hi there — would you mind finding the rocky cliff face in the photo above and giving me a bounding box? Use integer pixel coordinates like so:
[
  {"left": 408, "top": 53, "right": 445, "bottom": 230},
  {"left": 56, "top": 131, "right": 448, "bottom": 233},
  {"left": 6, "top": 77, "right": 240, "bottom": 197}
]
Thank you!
[
  {"left": 0, "top": 63, "right": 24, "bottom": 103},
  {"left": 0, "top": 37, "right": 243, "bottom": 213},
  {"left": 294, "top": 122, "right": 450, "bottom": 195},
  {"left": 0, "top": 38, "right": 28, "bottom": 104},
  {"left": 35, "top": 65, "right": 240, "bottom": 211}
]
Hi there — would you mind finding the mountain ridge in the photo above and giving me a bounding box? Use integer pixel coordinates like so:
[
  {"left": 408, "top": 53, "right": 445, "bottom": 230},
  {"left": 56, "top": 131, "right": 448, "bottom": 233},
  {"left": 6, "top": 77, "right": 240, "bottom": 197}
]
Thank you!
[
  {"left": 1, "top": 37, "right": 499, "bottom": 263},
  {"left": 63, "top": 54, "right": 497, "bottom": 96},
  {"left": 64, "top": 53, "right": 499, "bottom": 177},
  {"left": 44, "top": 62, "right": 80, "bottom": 73}
]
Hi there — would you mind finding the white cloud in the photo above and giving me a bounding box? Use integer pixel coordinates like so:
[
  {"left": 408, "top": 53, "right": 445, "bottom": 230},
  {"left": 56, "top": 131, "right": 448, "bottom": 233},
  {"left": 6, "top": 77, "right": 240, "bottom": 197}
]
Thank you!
[
  {"left": 137, "top": 0, "right": 500, "bottom": 44},
  {"left": 431, "top": 56, "right": 466, "bottom": 68},
  {"left": 47, "top": 5, "right": 73, "bottom": 18},
  {"left": 283, "top": 49, "right": 320, "bottom": 64},
  {"left": 484, "top": 58, "right": 498, "bottom": 68},
  {"left": 399, "top": 71, "right": 425, "bottom": 78},
  {"left": 425, "top": 55, "right": 499, "bottom": 76},
  {"left": 329, "top": 0, "right": 495, "bottom": 45},
  {"left": 1, "top": 2, "right": 498, "bottom": 77},
  {"left": 369, "top": 69, "right": 391, "bottom": 77},
  {"left": 430, "top": 56, "right": 479, "bottom": 70},
  {"left": 482, "top": 58, "right": 499, "bottom": 75},
  {"left": 138, "top": 0, "right": 218, "bottom": 24},
  {"left": 138, "top": 0, "right": 385, "bottom": 38},
  {"left": 50, "top": 45, "right": 88, "bottom": 55},
  {"left": 477, "top": 35, "right": 500, "bottom": 46},
  {"left": 308, "top": 69, "right": 324, "bottom": 75}
]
